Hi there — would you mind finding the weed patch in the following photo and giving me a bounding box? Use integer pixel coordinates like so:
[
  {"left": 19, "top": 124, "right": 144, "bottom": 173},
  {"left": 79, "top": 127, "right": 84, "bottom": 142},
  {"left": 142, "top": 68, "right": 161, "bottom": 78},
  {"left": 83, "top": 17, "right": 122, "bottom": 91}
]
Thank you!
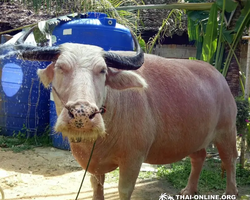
[
  {"left": 105, "top": 168, "right": 156, "bottom": 183},
  {"left": 157, "top": 158, "right": 250, "bottom": 194},
  {"left": 0, "top": 125, "right": 52, "bottom": 152}
]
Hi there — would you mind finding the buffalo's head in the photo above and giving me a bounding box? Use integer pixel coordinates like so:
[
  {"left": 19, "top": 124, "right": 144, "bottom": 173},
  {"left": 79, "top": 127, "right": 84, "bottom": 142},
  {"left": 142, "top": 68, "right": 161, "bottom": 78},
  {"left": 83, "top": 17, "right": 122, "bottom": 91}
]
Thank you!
[{"left": 12, "top": 27, "right": 147, "bottom": 142}]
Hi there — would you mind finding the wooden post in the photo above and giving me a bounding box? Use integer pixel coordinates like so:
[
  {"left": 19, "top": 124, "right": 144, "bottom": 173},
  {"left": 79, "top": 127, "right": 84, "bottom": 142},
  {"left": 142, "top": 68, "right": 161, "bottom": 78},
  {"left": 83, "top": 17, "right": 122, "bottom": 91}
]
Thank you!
[
  {"left": 241, "top": 27, "right": 250, "bottom": 169},
  {"left": 244, "top": 27, "right": 250, "bottom": 99}
]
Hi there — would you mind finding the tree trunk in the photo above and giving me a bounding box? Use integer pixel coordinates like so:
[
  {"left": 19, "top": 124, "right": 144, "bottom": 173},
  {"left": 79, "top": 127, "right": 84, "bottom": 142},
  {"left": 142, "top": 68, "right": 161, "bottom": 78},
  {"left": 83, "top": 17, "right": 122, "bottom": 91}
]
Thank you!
[
  {"left": 241, "top": 27, "right": 250, "bottom": 169},
  {"left": 224, "top": 6, "right": 246, "bottom": 167},
  {"left": 225, "top": 6, "right": 241, "bottom": 97}
]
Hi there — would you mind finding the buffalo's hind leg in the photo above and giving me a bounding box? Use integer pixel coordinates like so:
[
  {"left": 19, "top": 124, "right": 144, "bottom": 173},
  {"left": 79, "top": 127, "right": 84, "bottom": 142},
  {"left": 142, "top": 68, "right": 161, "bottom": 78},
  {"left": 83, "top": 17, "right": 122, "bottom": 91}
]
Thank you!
[
  {"left": 91, "top": 174, "right": 105, "bottom": 200},
  {"left": 214, "top": 128, "right": 238, "bottom": 195},
  {"left": 181, "top": 148, "right": 206, "bottom": 195}
]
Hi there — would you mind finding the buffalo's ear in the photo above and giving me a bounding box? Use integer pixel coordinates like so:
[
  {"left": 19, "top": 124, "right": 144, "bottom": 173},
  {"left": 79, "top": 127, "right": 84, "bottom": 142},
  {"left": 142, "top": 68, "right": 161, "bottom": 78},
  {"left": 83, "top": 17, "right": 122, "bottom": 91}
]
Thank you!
[
  {"left": 37, "top": 62, "right": 55, "bottom": 88},
  {"left": 105, "top": 68, "right": 148, "bottom": 90}
]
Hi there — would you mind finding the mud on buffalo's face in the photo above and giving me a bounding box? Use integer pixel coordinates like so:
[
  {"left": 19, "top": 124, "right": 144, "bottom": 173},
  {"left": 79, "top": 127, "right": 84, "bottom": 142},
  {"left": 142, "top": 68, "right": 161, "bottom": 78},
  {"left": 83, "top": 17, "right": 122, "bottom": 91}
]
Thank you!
[{"left": 13, "top": 27, "right": 146, "bottom": 142}]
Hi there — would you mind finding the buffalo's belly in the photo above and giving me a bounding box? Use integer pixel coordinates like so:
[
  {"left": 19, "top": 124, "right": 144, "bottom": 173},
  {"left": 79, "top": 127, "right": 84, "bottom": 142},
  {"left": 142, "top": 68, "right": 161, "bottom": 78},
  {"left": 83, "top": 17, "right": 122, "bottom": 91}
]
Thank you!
[
  {"left": 144, "top": 137, "right": 208, "bottom": 164},
  {"left": 145, "top": 150, "right": 189, "bottom": 164}
]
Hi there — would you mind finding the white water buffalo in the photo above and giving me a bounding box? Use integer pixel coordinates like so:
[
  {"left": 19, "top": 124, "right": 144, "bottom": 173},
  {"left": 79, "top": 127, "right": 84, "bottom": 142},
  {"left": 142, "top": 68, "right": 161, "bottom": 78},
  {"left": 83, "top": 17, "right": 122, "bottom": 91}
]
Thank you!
[{"left": 13, "top": 28, "right": 238, "bottom": 199}]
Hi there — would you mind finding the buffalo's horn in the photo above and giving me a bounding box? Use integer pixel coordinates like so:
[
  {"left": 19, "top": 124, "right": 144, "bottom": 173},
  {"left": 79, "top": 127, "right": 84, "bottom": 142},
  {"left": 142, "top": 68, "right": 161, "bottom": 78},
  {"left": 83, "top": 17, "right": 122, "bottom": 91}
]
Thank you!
[
  {"left": 15, "top": 26, "right": 60, "bottom": 61},
  {"left": 103, "top": 32, "right": 144, "bottom": 70},
  {"left": 17, "top": 46, "right": 60, "bottom": 61}
]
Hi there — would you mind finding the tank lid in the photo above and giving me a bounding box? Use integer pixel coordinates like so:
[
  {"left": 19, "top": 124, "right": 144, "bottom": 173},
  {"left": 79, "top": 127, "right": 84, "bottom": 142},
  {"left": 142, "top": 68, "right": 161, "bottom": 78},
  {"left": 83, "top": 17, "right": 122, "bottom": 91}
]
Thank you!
[
  {"left": 55, "top": 12, "right": 117, "bottom": 27},
  {"left": 87, "top": 12, "right": 116, "bottom": 27},
  {"left": 87, "top": 12, "right": 107, "bottom": 19}
]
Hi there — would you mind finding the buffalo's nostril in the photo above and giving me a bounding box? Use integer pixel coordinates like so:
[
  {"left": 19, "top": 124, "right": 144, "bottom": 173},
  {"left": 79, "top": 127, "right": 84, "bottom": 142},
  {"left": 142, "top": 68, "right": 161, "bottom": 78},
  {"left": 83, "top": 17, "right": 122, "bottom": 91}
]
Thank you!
[
  {"left": 68, "top": 110, "right": 74, "bottom": 118},
  {"left": 66, "top": 102, "right": 99, "bottom": 120},
  {"left": 89, "top": 113, "right": 96, "bottom": 120}
]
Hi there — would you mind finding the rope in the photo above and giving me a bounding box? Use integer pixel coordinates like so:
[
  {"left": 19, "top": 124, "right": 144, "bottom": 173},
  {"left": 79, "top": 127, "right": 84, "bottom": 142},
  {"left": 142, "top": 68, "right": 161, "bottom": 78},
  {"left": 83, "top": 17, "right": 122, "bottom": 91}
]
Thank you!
[
  {"left": 51, "top": 86, "right": 105, "bottom": 199},
  {"left": 75, "top": 140, "right": 96, "bottom": 200},
  {"left": 0, "top": 186, "right": 4, "bottom": 200}
]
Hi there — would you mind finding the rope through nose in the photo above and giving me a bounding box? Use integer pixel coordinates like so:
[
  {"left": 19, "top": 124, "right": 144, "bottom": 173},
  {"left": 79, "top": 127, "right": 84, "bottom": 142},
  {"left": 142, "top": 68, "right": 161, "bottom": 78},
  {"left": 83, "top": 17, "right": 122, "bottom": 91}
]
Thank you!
[
  {"left": 52, "top": 86, "right": 106, "bottom": 116},
  {"left": 94, "top": 106, "right": 106, "bottom": 115},
  {"left": 52, "top": 86, "right": 68, "bottom": 109}
]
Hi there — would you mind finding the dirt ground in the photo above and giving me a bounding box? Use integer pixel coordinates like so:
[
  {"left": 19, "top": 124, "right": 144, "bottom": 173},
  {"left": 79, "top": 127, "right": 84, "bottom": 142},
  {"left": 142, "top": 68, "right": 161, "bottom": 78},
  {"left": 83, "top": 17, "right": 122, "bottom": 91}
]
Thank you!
[
  {"left": 0, "top": 146, "right": 179, "bottom": 200},
  {"left": 0, "top": 146, "right": 249, "bottom": 200}
]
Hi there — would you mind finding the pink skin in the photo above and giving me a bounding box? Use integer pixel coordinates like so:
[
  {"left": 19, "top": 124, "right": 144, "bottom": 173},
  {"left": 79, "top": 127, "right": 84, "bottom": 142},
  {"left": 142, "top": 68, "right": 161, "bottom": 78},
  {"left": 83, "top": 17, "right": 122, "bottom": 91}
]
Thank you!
[{"left": 38, "top": 43, "right": 238, "bottom": 200}]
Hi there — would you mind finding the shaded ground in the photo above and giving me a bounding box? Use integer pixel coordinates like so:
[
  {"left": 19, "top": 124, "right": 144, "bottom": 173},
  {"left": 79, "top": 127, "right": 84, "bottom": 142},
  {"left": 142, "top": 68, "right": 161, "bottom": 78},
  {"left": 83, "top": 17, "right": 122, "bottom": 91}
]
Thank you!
[
  {"left": 0, "top": 146, "right": 249, "bottom": 200},
  {"left": 0, "top": 147, "right": 178, "bottom": 200}
]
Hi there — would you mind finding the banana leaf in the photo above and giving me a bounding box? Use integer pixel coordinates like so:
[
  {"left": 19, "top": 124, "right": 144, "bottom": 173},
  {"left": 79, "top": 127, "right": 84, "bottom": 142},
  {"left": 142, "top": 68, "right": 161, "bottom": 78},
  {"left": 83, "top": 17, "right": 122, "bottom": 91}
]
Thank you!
[
  {"left": 222, "top": 3, "right": 250, "bottom": 76},
  {"left": 216, "top": 0, "right": 237, "bottom": 12},
  {"left": 202, "top": 3, "right": 218, "bottom": 64}
]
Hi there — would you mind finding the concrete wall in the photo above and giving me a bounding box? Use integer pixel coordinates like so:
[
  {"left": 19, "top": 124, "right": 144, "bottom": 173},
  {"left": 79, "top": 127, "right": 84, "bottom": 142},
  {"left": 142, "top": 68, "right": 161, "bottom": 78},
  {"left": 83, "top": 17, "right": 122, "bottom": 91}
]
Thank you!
[
  {"left": 154, "top": 44, "right": 248, "bottom": 74},
  {"left": 154, "top": 44, "right": 196, "bottom": 59}
]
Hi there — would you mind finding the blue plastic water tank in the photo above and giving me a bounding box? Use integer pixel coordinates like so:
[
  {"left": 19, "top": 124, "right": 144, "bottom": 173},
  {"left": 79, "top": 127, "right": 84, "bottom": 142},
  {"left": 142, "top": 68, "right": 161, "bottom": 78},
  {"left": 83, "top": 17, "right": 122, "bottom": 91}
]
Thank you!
[
  {"left": 0, "top": 51, "right": 50, "bottom": 137},
  {"left": 50, "top": 12, "right": 134, "bottom": 150},
  {"left": 53, "top": 12, "right": 134, "bottom": 51}
]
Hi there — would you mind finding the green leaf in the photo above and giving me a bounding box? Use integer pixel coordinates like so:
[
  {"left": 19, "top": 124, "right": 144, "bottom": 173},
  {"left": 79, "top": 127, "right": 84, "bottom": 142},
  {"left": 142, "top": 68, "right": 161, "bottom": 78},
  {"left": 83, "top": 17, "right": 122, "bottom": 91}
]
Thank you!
[
  {"left": 241, "top": 0, "right": 250, "bottom": 16},
  {"left": 223, "top": 29, "right": 234, "bottom": 44},
  {"left": 240, "top": 196, "right": 250, "bottom": 200},
  {"left": 46, "top": 0, "right": 50, "bottom": 11},
  {"left": 33, "top": 27, "right": 47, "bottom": 44},
  {"left": 234, "top": 1, "right": 250, "bottom": 31},
  {"left": 187, "top": 10, "right": 209, "bottom": 22},
  {"left": 196, "top": 40, "right": 203, "bottom": 60},
  {"left": 187, "top": 16, "right": 197, "bottom": 41},
  {"left": 138, "top": 36, "right": 147, "bottom": 52},
  {"left": 216, "top": 0, "right": 238, "bottom": 12},
  {"left": 234, "top": 15, "right": 245, "bottom": 32},
  {"left": 222, "top": 7, "right": 250, "bottom": 76},
  {"left": 202, "top": 3, "right": 218, "bottom": 64},
  {"left": 215, "top": 0, "right": 225, "bottom": 70}
]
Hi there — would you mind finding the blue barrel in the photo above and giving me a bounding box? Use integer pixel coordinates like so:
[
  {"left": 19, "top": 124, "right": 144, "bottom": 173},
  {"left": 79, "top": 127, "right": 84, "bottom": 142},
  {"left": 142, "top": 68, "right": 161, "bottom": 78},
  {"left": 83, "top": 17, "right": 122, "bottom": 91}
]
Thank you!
[
  {"left": 50, "top": 12, "right": 134, "bottom": 150},
  {"left": 0, "top": 49, "right": 50, "bottom": 137}
]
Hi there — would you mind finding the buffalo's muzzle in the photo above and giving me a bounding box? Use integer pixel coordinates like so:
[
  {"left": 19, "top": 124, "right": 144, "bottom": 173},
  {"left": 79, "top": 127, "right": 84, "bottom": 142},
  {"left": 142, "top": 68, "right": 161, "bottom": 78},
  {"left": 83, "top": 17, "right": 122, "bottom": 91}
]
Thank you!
[{"left": 66, "top": 101, "right": 100, "bottom": 129}]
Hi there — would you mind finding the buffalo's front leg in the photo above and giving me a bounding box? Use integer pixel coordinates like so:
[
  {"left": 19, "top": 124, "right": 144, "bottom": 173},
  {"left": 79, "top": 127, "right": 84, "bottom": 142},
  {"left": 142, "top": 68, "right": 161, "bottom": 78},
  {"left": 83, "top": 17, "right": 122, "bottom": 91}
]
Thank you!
[
  {"left": 91, "top": 174, "right": 105, "bottom": 200},
  {"left": 118, "top": 159, "right": 143, "bottom": 200}
]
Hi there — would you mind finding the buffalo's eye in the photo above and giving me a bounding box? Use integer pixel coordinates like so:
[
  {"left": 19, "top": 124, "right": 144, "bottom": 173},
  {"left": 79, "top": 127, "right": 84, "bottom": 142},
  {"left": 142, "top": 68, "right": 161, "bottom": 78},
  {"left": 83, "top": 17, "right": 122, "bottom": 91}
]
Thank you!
[
  {"left": 55, "top": 65, "right": 63, "bottom": 71},
  {"left": 55, "top": 65, "right": 67, "bottom": 73},
  {"left": 55, "top": 63, "right": 69, "bottom": 71},
  {"left": 100, "top": 69, "right": 107, "bottom": 74}
]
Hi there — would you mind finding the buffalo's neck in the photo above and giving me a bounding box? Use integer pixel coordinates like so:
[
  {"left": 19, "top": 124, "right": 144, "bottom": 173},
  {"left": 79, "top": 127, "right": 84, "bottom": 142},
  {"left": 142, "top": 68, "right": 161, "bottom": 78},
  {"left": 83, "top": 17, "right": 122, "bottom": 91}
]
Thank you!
[{"left": 103, "top": 87, "right": 155, "bottom": 154}]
